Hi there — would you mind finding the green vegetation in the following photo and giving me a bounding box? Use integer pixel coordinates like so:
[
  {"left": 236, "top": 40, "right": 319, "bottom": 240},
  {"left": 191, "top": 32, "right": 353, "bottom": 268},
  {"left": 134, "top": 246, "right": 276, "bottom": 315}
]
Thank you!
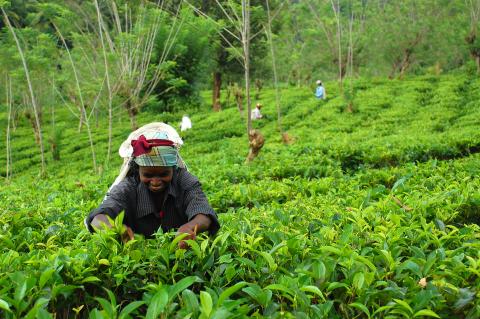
[
  {"left": 0, "top": 74, "right": 479, "bottom": 318},
  {"left": 1, "top": 0, "right": 480, "bottom": 317}
]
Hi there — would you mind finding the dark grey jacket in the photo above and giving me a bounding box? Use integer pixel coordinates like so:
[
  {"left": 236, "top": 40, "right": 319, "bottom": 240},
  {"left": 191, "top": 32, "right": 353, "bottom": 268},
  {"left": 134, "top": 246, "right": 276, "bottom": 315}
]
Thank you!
[{"left": 86, "top": 167, "right": 219, "bottom": 237}]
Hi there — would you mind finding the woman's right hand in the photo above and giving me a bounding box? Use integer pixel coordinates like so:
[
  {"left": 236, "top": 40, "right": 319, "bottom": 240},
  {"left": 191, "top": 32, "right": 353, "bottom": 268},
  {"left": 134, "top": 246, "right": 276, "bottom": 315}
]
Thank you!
[
  {"left": 121, "top": 226, "right": 134, "bottom": 243},
  {"left": 91, "top": 214, "right": 134, "bottom": 243},
  {"left": 91, "top": 214, "right": 113, "bottom": 230}
]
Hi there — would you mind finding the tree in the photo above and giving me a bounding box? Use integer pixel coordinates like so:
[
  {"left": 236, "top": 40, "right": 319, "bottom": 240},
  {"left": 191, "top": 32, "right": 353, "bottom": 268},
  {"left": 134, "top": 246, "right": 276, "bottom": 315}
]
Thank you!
[
  {"left": 4, "top": 74, "right": 12, "bottom": 178},
  {"left": 1, "top": 5, "right": 47, "bottom": 175},
  {"left": 186, "top": 0, "right": 269, "bottom": 112},
  {"left": 264, "top": 0, "right": 289, "bottom": 141},
  {"left": 186, "top": 0, "right": 266, "bottom": 161},
  {"left": 81, "top": 0, "right": 185, "bottom": 130},
  {"left": 148, "top": 6, "right": 216, "bottom": 111},
  {"left": 465, "top": 0, "right": 480, "bottom": 73},
  {"left": 367, "top": 1, "right": 444, "bottom": 79}
]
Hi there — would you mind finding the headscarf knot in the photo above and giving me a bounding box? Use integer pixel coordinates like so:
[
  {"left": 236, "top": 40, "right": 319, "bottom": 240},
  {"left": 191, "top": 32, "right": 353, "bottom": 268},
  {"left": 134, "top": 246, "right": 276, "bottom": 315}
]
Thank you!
[{"left": 131, "top": 135, "right": 174, "bottom": 157}]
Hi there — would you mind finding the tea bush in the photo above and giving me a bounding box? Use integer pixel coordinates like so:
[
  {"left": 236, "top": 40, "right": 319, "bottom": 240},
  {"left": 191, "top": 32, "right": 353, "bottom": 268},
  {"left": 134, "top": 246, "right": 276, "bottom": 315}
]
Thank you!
[{"left": 0, "top": 74, "right": 479, "bottom": 318}]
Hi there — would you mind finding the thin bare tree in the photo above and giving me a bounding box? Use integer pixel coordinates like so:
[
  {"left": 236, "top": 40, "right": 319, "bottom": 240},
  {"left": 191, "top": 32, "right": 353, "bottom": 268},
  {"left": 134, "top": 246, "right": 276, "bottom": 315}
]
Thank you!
[
  {"left": 5, "top": 75, "right": 12, "bottom": 179},
  {"left": 345, "top": 9, "right": 355, "bottom": 112},
  {"left": 95, "top": 0, "right": 184, "bottom": 130},
  {"left": 241, "top": 0, "right": 252, "bottom": 133},
  {"left": 265, "top": 0, "right": 288, "bottom": 142},
  {"left": 307, "top": 0, "right": 340, "bottom": 77},
  {"left": 330, "top": 0, "right": 343, "bottom": 92},
  {"left": 465, "top": 0, "right": 480, "bottom": 73},
  {"left": 54, "top": 24, "right": 98, "bottom": 173},
  {"left": 2, "top": 8, "right": 46, "bottom": 175},
  {"left": 185, "top": 0, "right": 265, "bottom": 161},
  {"left": 94, "top": 0, "right": 114, "bottom": 163}
]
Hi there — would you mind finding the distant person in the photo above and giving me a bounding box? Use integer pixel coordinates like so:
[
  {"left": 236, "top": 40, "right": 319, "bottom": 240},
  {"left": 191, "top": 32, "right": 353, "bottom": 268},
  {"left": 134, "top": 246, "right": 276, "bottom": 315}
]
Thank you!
[
  {"left": 251, "top": 103, "right": 263, "bottom": 120},
  {"left": 180, "top": 115, "right": 192, "bottom": 132},
  {"left": 85, "top": 122, "right": 219, "bottom": 248},
  {"left": 315, "top": 80, "right": 326, "bottom": 100}
]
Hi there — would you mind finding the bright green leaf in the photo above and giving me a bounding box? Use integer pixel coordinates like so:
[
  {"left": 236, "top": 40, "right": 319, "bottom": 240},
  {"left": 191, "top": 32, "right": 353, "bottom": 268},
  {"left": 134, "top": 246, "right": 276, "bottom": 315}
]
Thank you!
[
  {"left": 300, "top": 285, "right": 326, "bottom": 302},
  {"left": 413, "top": 309, "right": 441, "bottom": 318},
  {"left": 81, "top": 276, "right": 101, "bottom": 283},
  {"left": 350, "top": 302, "right": 370, "bottom": 318},
  {"left": 217, "top": 281, "right": 248, "bottom": 305},
  {"left": 200, "top": 291, "right": 213, "bottom": 318},
  {"left": 146, "top": 288, "right": 169, "bottom": 319},
  {"left": 0, "top": 299, "right": 11, "bottom": 312}
]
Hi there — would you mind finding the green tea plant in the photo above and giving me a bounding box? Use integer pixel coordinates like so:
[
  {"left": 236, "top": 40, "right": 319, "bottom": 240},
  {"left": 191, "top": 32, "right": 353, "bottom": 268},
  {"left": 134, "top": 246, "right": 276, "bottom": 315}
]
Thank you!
[{"left": 0, "top": 75, "right": 479, "bottom": 318}]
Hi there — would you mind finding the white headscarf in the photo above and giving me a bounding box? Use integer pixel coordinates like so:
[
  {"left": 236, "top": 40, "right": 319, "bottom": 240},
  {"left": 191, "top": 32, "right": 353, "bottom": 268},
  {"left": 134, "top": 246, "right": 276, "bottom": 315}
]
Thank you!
[{"left": 109, "top": 122, "right": 187, "bottom": 191}]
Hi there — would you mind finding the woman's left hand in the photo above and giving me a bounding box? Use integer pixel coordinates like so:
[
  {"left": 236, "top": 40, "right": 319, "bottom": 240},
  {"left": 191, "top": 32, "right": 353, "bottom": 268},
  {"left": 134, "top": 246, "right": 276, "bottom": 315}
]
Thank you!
[
  {"left": 176, "top": 224, "right": 197, "bottom": 249},
  {"left": 176, "top": 214, "right": 212, "bottom": 249}
]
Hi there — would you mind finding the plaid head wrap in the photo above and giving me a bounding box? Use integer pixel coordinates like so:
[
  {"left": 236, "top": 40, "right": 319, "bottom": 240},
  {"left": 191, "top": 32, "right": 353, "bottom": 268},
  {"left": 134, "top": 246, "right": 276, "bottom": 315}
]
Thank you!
[
  {"left": 132, "top": 132, "right": 178, "bottom": 167},
  {"left": 107, "top": 123, "right": 187, "bottom": 192}
]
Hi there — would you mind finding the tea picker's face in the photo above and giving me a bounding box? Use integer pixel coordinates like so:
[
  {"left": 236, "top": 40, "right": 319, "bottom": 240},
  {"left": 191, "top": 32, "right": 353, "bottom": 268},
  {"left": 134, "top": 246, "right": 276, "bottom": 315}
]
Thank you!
[{"left": 139, "top": 166, "right": 173, "bottom": 193}]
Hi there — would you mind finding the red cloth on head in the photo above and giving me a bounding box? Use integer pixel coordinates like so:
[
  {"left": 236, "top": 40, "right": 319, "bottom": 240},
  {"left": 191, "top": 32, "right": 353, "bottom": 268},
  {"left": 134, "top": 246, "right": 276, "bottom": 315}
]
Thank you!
[{"left": 131, "top": 135, "right": 174, "bottom": 157}]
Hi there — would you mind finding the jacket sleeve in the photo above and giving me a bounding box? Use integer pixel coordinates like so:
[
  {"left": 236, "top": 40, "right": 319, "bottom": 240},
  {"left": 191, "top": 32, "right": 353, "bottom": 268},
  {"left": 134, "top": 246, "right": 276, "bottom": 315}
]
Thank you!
[
  {"left": 180, "top": 172, "right": 220, "bottom": 235},
  {"left": 85, "top": 178, "right": 135, "bottom": 233}
]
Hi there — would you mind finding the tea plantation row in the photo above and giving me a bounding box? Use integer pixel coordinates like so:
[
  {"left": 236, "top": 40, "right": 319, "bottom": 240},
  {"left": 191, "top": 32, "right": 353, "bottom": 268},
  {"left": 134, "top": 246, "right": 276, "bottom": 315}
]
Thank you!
[{"left": 0, "top": 74, "right": 479, "bottom": 318}]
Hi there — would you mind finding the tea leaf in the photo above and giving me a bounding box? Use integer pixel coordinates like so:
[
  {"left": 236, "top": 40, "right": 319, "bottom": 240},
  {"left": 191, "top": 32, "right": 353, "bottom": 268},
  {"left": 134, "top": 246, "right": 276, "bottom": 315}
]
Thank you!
[
  {"left": 200, "top": 291, "right": 213, "bottom": 317},
  {"left": 353, "top": 272, "right": 365, "bottom": 291},
  {"left": 93, "top": 297, "right": 114, "bottom": 318},
  {"left": 118, "top": 301, "right": 145, "bottom": 319},
  {"left": 146, "top": 288, "right": 168, "bottom": 319},
  {"left": 0, "top": 299, "right": 11, "bottom": 312},
  {"left": 182, "top": 289, "right": 199, "bottom": 313},
  {"left": 98, "top": 259, "right": 110, "bottom": 266},
  {"left": 393, "top": 299, "right": 413, "bottom": 314},
  {"left": 257, "top": 251, "right": 277, "bottom": 272},
  {"left": 217, "top": 281, "right": 248, "bottom": 305},
  {"left": 82, "top": 276, "right": 101, "bottom": 283},
  {"left": 349, "top": 302, "right": 370, "bottom": 318},
  {"left": 39, "top": 268, "right": 55, "bottom": 289},
  {"left": 168, "top": 276, "right": 199, "bottom": 301},
  {"left": 300, "top": 285, "right": 326, "bottom": 302},
  {"left": 413, "top": 309, "right": 441, "bottom": 318}
]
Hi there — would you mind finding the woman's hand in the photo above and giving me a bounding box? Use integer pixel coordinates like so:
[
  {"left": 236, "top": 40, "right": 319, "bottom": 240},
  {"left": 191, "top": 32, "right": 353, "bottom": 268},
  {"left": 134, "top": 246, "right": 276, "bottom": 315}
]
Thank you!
[
  {"left": 176, "top": 224, "right": 198, "bottom": 249},
  {"left": 91, "top": 214, "right": 134, "bottom": 243},
  {"left": 121, "top": 225, "right": 134, "bottom": 243},
  {"left": 91, "top": 214, "right": 113, "bottom": 230},
  {"left": 176, "top": 214, "right": 212, "bottom": 249}
]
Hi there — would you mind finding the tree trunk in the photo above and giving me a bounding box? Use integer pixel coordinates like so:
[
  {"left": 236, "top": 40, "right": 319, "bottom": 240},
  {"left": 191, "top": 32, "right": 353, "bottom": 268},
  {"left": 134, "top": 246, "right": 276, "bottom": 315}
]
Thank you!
[
  {"left": 129, "top": 111, "right": 138, "bottom": 131},
  {"left": 3, "top": 8, "right": 46, "bottom": 175},
  {"left": 331, "top": 0, "right": 343, "bottom": 93},
  {"left": 56, "top": 22, "right": 97, "bottom": 173},
  {"left": 212, "top": 72, "right": 221, "bottom": 111},
  {"left": 398, "top": 60, "right": 411, "bottom": 79},
  {"left": 389, "top": 60, "right": 399, "bottom": 79},
  {"left": 25, "top": 111, "right": 41, "bottom": 145},
  {"left": 466, "top": 31, "right": 480, "bottom": 74},
  {"left": 78, "top": 104, "right": 85, "bottom": 132},
  {"left": 266, "top": 0, "right": 285, "bottom": 139},
  {"left": 6, "top": 76, "right": 12, "bottom": 179},
  {"left": 254, "top": 79, "right": 262, "bottom": 100},
  {"left": 396, "top": 34, "right": 422, "bottom": 79},
  {"left": 346, "top": 101, "right": 354, "bottom": 113},
  {"left": 242, "top": 0, "right": 252, "bottom": 135},
  {"left": 246, "top": 129, "right": 265, "bottom": 162},
  {"left": 398, "top": 47, "right": 413, "bottom": 79},
  {"left": 226, "top": 82, "right": 232, "bottom": 108},
  {"left": 125, "top": 100, "right": 138, "bottom": 130},
  {"left": 130, "top": 116, "right": 137, "bottom": 131},
  {"left": 108, "top": 104, "right": 112, "bottom": 162},
  {"left": 95, "top": 0, "right": 113, "bottom": 163},
  {"left": 233, "top": 84, "right": 244, "bottom": 114}
]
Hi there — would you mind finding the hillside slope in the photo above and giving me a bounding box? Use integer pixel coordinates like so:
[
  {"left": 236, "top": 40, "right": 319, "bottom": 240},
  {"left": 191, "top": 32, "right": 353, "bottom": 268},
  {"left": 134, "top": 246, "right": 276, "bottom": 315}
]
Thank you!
[{"left": 0, "top": 74, "right": 479, "bottom": 318}]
